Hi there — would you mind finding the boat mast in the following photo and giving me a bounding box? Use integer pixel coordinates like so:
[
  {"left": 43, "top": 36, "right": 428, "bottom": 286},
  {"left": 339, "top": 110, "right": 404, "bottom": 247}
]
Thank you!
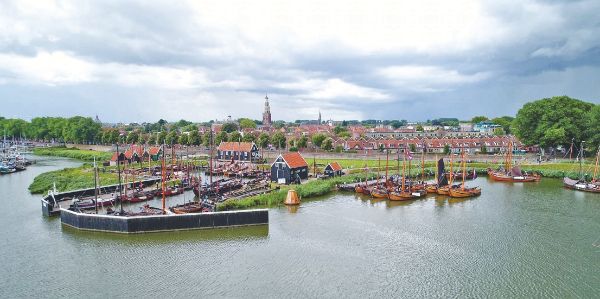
[
  {"left": 593, "top": 146, "right": 600, "bottom": 181},
  {"left": 579, "top": 141, "right": 585, "bottom": 180},
  {"left": 421, "top": 142, "right": 425, "bottom": 182},
  {"left": 385, "top": 149, "right": 389, "bottom": 187},
  {"left": 162, "top": 142, "right": 166, "bottom": 213},
  {"left": 94, "top": 157, "right": 98, "bottom": 214},
  {"left": 569, "top": 138, "right": 574, "bottom": 162},
  {"left": 209, "top": 130, "right": 213, "bottom": 187},
  {"left": 448, "top": 145, "right": 453, "bottom": 186},
  {"left": 461, "top": 150, "right": 466, "bottom": 190},
  {"left": 116, "top": 143, "right": 123, "bottom": 213},
  {"left": 434, "top": 155, "right": 438, "bottom": 187},
  {"left": 402, "top": 147, "right": 406, "bottom": 193}
]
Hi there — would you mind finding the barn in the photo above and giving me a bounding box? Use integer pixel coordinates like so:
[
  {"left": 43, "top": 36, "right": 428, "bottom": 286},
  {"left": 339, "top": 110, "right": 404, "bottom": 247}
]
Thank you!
[
  {"left": 217, "top": 142, "right": 259, "bottom": 162},
  {"left": 109, "top": 152, "right": 126, "bottom": 166},
  {"left": 324, "top": 162, "right": 343, "bottom": 177},
  {"left": 271, "top": 152, "right": 309, "bottom": 184}
]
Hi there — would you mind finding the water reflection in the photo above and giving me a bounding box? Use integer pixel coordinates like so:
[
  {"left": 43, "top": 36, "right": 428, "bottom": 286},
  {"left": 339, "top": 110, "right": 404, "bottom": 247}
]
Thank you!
[
  {"left": 61, "top": 224, "right": 269, "bottom": 245},
  {"left": 285, "top": 205, "right": 300, "bottom": 213}
]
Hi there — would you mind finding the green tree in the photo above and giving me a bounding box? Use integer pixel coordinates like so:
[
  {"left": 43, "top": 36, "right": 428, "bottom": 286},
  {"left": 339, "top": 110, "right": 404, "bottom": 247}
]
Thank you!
[
  {"left": 188, "top": 130, "right": 201, "bottom": 146},
  {"left": 513, "top": 96, "right": 594, "bottom": 148},
  {"left": 493, "top": 127, "right": 505, "bottom": 136},
  {"left": 312, "top": 133, "right": 327, "bottom": 148},
  {"left": 542, "top": 128, "right": 566, "bottom": 148},
  {"left": 321, "top": 137, "right": 333, "bottom": 151},
  {"left": 443, "top": 145, "right": 451, "bottom": 155},
  {"left": 416, "top": 125, "right": 424, "bottom": 132},
  {"left": 178, "top": 134, "right": 189, "bottom": 145},
  {"left": 491, "top": 116, "right": 514, "bottom": 134},
  {"left": 297, "top": 135, "right": 308, "bottom": 149},
  {"left": 222, "top": 122, "right": 238, "bottom": 133},
  {"left": 157, "top": 131, "right": 167, "bottom": 145},
  {"left": 273, "top": 120, "right": 286, "bottom": 129},
  {"left": 409, "top": 143, "right": 416, "bottom": 153},
  {"left": 202, "top": 132, "right": 212, "bottom": 147},
  {"left": 288, "top": 138, "right": 296, "bottom": 148},
  {"left": 126, "top": 131, "right": 139, "bottom": 144},
  {"left": 587, "top": 105, "right": 600, "bottom": 149},
  {"left": 333, "top": 125, "right": 347, "bottom": 136},
  {"left": 146, "top": 133, "right": 156, "bottom": 145},
  {"left": 242, "top": 133, "right": 256, "bottom": 143},
  {"left": 257, "top": 133, "right": 270, "bottom": 149},
  {"left": 239, "top": 118, "right": 257, "bottom": 129},
  {"left": 471, "top": 116, "right": 488, "bottom": 123},
  {"left": 166, "top": 131, "right": 178, "bottom": 145},
  {"left": 229, "top": 131, "right": 242, "bottom": 142},
  {"left": 215, "top": 131, "right": 229, "bottom": 145},
  {"left": 271, "top": 132, "right": 286, "bottom": 149}
]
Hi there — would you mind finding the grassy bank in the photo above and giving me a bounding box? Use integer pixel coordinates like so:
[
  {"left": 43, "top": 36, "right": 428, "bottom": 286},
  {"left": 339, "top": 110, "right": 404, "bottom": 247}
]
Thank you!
[
  {"left": 219, "top": 158, "right": 592, "bottom": 210},
  {"left": 28, "top": 164, "right": 120, "bottom": 194},
  {"left": 218, "top": 173, "right": 378, "bottom": 211},
  {"left": 33, "top": 147, "right": 112, "bottom": 162}
]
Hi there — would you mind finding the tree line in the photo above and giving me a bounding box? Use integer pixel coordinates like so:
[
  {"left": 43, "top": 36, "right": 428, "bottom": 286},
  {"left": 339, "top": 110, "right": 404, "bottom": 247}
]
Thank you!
[{"left": 0, "top": 116, "right": 101, "bottom": 144}]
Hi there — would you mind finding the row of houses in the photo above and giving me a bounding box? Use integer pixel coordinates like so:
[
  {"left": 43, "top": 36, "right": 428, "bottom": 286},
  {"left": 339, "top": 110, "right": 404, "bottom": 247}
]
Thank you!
[
  {"left": 109, "top": 145, "right": 163, "bottom": 165},
  {"left": 340, "top": 136, "right": 522, "bottom": 154}
]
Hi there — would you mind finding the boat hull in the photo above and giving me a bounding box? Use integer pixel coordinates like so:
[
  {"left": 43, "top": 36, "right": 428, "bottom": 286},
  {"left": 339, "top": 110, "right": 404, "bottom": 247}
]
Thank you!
[{"left": 487, "top": 170, "right": 540, "bottom": 182}]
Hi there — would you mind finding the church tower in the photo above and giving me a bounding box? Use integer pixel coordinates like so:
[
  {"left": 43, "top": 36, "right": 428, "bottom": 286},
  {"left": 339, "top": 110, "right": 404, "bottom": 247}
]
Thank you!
[
  {"left": 262, "top": 94, "right": 272, "bottom": 127},
  {"left": 318, "top": 110, "right": 322, "bottom": 124}
]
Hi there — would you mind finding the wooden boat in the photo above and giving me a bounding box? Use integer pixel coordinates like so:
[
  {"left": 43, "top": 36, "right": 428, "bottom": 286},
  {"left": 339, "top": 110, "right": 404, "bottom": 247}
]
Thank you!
[
  {"left": 488, "top": 141, "right": 540, "bottom": 182},
  {"left": 389, "top": 189, "right": 426, "bottom": 201},
  {"left": 170, "top": 201, "right": 211, "bottom": 214},
  {"left": 425, "top": 184, "right": 437, "bottom": 193},
  {"left": 389, "top": 149, "right": 423, "bottom": 201},
  {"left": 563, "top": 144, "right": 600, "bottom": 193},
  {"left": 448, "top": 150, "right": 481, "bottom": 198},
  {"left": 437, "top": 185, "right": 450, "bottom": 195},
  {"left": 449, "top": 187, "right": 482, "bottom": 198},
  {"left": 446, "top": 170, "right": 477, "bottom": 180},
  {"left": 354, "top": 185, "right": 364, "bottom": 193},
  {"left": 563, "top": 177, "right": 600, "bottom": 193},
  {"left": 370, "top": 186, "right": 389, "bottom": 199}
]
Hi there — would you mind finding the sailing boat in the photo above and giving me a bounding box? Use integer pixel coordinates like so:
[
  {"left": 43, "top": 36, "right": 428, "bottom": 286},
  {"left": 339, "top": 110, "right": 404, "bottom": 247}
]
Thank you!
[
  {"left": 370, "top": 155, "right": 389, "bottom": 199},
  {"left": 355, "top": 150, "right": 368, "bottom": 193},
  {"left": 438, "top": 148, "right": 460, "bottom": 195},
  {"left": 563, "top": 143, "right": 600, "bottom": 193},
  {"left": 426, "top": 157, "right": 447, "bottom": 193},
  {"left": 488, "top": 141, "right": 540, "bottom": 182},
  {"left": 171, "top": 133, "right": 215, "bottom": 214},
  {"left": 448, "top": 150, "right": 481, "bottom": 198},
  {"left": 389, "top": 148, "right": 426, "bottom": 200}
]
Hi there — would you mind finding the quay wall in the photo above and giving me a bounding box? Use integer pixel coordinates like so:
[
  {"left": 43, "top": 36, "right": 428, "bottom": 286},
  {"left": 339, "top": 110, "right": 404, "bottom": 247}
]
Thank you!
[
  {"left": 47, "top": 178, "right": 161, "bottom": 201},
  {"left": 60, "top": 208, "right": 269, "bottom": 233}
]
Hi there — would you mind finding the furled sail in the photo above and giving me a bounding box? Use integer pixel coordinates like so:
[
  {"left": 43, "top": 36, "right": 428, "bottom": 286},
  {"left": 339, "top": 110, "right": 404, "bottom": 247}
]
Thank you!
[
  {"left": 511, "top": 166, "right": 522, "bottom": 177},
  {"left": 438, "top": 158, "right": 448, "bottom": 186}
]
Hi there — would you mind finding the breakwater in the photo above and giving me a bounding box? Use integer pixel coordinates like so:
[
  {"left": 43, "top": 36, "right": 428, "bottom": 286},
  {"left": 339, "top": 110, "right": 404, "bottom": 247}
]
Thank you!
[
  {"left": 60, "top": 208, "right": 268, "bottom": 234},
  {"left": 41, "top": 178, "right": 161, "bottom": 216}
]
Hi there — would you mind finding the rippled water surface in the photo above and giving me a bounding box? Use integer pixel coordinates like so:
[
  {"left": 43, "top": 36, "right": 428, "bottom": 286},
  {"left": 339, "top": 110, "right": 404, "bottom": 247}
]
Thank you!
[{"left": 1, "top": 156, "right": 599, "bottom": 298}]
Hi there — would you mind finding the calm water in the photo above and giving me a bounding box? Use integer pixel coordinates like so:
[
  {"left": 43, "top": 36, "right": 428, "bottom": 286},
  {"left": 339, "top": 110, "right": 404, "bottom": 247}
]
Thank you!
[{"left": 1, "top": 156, "right": 599, "bottom": 298}]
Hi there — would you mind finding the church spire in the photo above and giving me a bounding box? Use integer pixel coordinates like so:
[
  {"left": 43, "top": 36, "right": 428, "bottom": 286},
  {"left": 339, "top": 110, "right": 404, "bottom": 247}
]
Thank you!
[{"left": 262, "top": 93, "right": 272, "bottom": 127}]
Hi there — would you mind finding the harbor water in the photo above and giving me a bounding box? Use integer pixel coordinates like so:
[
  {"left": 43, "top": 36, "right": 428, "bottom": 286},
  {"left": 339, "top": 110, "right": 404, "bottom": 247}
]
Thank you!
[{"left": 1, "top": 156, "right": 599, "bottom": 298}]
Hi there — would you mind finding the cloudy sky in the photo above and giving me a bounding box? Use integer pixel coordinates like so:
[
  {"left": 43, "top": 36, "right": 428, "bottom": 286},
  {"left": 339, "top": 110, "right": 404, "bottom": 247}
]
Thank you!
[{"left": 0, "top": 0, "right": 599, "bottom": 123}]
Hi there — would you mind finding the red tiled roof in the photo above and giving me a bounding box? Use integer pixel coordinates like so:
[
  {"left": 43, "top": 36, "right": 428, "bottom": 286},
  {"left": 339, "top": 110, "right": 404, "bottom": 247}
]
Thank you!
[
  {"left": 218, "top": 142, "right": 255, "bottom": 152},
  {"left": 148, "top": 146, "right": 161, "bottom": 155},
  {"left": 282, "top": 152, "right": 308, "bottom": 168},
  {"left": 110, "top": 152, "right": 120, "bottom": 161},
  {"left": 329, "top": 162, "right": 342, "bottom": 171}
]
